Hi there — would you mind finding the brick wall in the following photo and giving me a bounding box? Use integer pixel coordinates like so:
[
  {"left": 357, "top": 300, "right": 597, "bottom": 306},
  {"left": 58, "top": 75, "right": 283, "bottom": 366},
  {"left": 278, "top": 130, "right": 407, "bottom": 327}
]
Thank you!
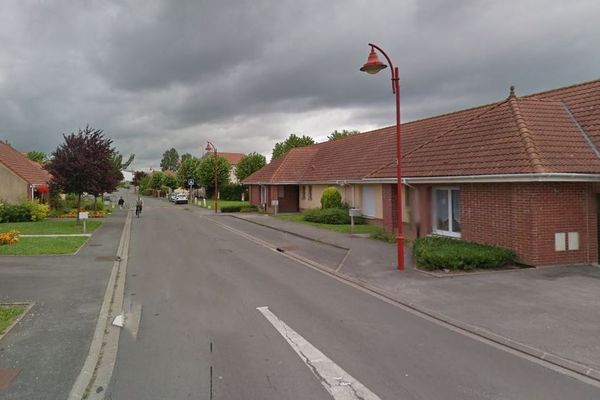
[
  {"left": 249, "top": 185, "right": 260, "bottom": 207},
  {"left": 461, "top": 182, "right": 597, "bottom": 266},
  {"left": 382, "top": 181, "right": 598, "bottom": 266}
]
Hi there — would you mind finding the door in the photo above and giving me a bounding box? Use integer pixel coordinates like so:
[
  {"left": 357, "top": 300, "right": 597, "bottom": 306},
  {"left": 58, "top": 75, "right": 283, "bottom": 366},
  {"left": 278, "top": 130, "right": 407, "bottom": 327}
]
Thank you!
[{"left": 362, "top": 186, "right": 376, "bottom": 217}]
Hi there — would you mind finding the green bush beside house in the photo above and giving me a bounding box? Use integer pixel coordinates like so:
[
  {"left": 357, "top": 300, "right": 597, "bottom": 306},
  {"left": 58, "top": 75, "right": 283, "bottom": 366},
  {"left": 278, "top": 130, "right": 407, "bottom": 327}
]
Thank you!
[{"left": 414, "top": 236, "right": 517, "bottom": 271}]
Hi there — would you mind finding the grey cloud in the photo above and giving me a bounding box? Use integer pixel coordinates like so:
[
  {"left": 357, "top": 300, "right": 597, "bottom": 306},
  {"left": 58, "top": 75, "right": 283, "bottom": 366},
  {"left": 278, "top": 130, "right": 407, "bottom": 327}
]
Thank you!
[{"left": 0, "top": 0, "right": 599, "bottom": 168}]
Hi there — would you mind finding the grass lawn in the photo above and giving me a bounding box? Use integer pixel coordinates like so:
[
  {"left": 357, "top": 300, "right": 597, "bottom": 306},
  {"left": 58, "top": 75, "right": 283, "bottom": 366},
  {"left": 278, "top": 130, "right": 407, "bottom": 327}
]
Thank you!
[
  {"left": 197, "top": 199, "right": 250, "bottom": 210},
  {"left": 0, "top": 305, "right": 26, "bottom": 334},
  {"left": 0, "top": 237, "right": 89, "bottom": 255},
  {"left": 275, "top": 213, "right": 386, "bottom": 235},
  {"left": 0, "top": 220, "right": 102, "bottom": 234}
]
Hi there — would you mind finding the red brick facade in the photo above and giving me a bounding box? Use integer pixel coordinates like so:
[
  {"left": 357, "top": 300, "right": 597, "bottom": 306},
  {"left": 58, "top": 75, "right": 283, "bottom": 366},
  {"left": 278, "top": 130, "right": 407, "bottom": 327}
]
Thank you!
[
  {"left": 248, "top": 184, "right": 299, "bottom": 213},
  {"left": 383, "top": 182, "right": 599, "bottom": 266}
]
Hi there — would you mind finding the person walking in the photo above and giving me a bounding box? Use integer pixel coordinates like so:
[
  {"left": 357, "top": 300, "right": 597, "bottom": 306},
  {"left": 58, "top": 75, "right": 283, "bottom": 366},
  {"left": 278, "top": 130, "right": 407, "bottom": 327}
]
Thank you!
[
  {"left": 118, "top": 196, "right": 125, "bottom": 210},
  {"left": 135, "top": 197, "right": 143, "bottom": 217}
]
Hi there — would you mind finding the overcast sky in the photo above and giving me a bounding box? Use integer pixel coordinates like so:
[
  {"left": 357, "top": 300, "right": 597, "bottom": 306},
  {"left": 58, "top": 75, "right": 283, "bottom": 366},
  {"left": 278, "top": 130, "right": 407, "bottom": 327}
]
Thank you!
[{"left": 1, "top": 0, "right": 599, "bottom": 169}]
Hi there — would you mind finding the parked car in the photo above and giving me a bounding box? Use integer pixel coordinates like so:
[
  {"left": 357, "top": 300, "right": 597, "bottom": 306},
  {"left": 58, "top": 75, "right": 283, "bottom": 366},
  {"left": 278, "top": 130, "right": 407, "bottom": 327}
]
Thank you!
[
  {"left": 174, "top": 193, "right": 189, "bottom": 204},
  {"left": 169, "top": 192, "right": 177, "bottom": 202}
]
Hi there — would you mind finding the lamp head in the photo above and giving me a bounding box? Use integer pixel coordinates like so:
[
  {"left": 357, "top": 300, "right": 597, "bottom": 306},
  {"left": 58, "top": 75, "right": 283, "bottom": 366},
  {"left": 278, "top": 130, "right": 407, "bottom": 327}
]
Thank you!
[
  {"left": 360, "top": 48, "right": 387, "bottom": 75},
  {"left": 205, "top": 143, "right": 213, "bottom": 152}
]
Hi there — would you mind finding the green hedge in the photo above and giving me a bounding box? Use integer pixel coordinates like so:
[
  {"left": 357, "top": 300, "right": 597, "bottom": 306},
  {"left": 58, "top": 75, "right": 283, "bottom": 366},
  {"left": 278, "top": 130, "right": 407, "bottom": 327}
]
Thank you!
[
  {"left": 218, "top": 184, "right": 248, "bottom": 201},
  {"left": 414, "top": 236, "right": 516, "bottom": 271},
  {"left": 0, "top": 201, "right": 49, "bottom": 223},
  {"left": 220, "top": 206, "right": 241, "bottom": 213},
  {"left": 240, "top": 206, "right": 258, "bottom": 213},
  {"left": 302, "top": 208, "right": 365, "bottom": 225},
  {"left": 320, "top": 187, "right": 343, "bottom": 209}
]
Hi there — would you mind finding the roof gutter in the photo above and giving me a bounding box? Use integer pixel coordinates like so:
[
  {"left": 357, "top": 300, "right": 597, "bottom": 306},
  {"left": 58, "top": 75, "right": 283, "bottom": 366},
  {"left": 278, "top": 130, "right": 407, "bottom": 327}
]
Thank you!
[{"left": 364, "top": 173, "right": 600, "bottom": 184}]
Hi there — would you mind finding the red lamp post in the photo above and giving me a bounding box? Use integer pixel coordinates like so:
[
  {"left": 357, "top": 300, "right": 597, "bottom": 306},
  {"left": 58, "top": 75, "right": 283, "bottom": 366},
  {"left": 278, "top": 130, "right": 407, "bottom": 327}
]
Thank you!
[
  {"left": 205, "top": 141, "right": 218, "bottom": 214},
  {"left": 360, "top": 43, "right": 404, "bottom": 271}
]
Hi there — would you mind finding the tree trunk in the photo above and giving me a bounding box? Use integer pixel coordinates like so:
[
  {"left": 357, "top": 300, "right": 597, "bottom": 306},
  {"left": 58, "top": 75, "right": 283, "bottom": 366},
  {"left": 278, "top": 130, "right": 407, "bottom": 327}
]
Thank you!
[{"left": 94, "top": 195, "right": 98, "bottom": 211}]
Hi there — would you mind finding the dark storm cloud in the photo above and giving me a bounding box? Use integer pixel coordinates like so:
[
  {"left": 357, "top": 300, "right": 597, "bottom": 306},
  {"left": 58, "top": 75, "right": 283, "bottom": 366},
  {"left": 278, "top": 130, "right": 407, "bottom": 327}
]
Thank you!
[{"left": 0, "top": 0, "right": 599, "bottom": 168}]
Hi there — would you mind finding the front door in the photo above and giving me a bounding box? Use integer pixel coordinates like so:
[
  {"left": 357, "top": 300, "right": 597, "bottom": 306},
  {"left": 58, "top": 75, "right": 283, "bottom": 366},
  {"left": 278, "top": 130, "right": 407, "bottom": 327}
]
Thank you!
[{"left": 362, "top": 186, "right": 376, "bottom": 217}]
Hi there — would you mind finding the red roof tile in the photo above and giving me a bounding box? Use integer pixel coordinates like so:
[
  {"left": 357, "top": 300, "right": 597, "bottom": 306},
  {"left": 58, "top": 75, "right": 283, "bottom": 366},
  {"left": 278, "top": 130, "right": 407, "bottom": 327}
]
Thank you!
[
  {"left": 245, "top": 79, "right": 600, "bottom": 184},
  {"left": 219, "top": 152, "right": 245, "bottom": 165},
  {"left": 0, "top": 143, "right": 51, "bottom": 184}
]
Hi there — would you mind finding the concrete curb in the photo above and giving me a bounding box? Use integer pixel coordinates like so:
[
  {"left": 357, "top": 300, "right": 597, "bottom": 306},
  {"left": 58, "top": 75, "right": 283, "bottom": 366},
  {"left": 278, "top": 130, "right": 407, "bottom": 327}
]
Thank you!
[
  {"left": 210, "top": 217, "right": 600, "bottom": 385},
  {"left": 68, "top": 210, "right": 132, "bottom": 400},
  {"left": 228, "top": 214, "right": 350, "bottom": 250},
  {"left": 0, "top": 302, "right": 34, "bottom": 343}
]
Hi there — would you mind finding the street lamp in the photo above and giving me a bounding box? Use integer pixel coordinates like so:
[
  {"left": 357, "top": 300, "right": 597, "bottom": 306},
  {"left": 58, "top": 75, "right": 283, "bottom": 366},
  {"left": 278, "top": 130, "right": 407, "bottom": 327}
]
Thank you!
[
  {"left": 205, "top": 141, "right": 218, "bottom": 214},
  {"left": 360, "top": 43, "right": 404, "bottom": 271}
]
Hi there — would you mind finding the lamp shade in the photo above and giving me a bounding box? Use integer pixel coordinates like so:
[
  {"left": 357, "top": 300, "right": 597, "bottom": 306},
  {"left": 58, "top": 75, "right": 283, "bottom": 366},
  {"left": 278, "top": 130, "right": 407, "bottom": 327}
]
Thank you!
[
  {"left": 360, "top": 49, "right": 387, "bottom": 74},
  {"left": 205, "top": 143, "right": 213, "bottom": 152}
]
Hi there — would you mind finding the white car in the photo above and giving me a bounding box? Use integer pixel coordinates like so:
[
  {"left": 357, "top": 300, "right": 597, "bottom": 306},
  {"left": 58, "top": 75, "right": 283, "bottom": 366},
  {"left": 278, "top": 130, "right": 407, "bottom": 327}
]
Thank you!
[{"left": 174, "top": 193, "right": 189, "bottom": 204}]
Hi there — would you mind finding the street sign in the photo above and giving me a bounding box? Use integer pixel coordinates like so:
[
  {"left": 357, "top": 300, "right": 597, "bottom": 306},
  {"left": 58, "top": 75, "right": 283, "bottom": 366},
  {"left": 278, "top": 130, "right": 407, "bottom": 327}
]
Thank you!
[
  {"left": 349, "top": 208, "right": 362, "bottom": 217},
  {"left": 188, "top": 179, "right": 195, "bottom": 187},
  {"left": 79, "top": 212, "right": 89, "bottom": 220},
  {"left": 271, "top": 199, "right": 279, "bottom": 206}
]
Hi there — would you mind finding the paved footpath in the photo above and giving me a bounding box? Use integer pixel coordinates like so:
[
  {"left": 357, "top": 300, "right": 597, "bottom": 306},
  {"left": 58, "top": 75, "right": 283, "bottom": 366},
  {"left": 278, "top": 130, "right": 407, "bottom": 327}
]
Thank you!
[
  {"left": 221, "top": 212, "right": 600, "bottom": 380},
  {"left": 0, "top": 205, "right": 128, "bottom": 399}
]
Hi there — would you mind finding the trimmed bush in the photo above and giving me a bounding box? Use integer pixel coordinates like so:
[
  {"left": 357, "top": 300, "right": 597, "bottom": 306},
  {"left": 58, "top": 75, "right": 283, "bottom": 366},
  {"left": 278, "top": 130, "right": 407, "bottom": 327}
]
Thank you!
[
  {"left": 320, "top": 187, "right": 343, "bottom": 209},
  {"left": 219, "top": 184, "right": 248, "bottom": 201},
  {"left": 414, "top": 236, "right": 516, "bottom": 271},
  {"left": 303, "top": 208, "right": 365, "bottom": 225},
  {"left": 220, "top": 206, "right": 241, "bottom": 213},
  {"left": 240, "top": 206, "right": 258, "bottom": 213},
  {"left": 21, "top": 200, "right": 49, "bottom": 221},
  {"left": 0, "top": 204, "right": 31, "bottom": 223}
]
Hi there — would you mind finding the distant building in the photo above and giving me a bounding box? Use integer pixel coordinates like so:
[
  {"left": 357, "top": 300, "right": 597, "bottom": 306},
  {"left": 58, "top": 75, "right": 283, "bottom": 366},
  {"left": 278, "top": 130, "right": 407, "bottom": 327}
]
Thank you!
[
  {"left": 0, "top": 142, "right": 51, "bottom": 203},
  {"left": 204, "top": 152, "right": 245, "bottom": 183}
]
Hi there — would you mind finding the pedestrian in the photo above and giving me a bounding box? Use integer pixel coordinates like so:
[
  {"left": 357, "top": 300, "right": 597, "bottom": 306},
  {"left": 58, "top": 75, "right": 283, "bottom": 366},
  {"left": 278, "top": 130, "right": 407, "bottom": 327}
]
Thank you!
[
  {"left": 135, "top": 197, "right": 143, "bottom": 217},
  {"left": 118, "top": 196, "right": 125, "bottom": 210}
]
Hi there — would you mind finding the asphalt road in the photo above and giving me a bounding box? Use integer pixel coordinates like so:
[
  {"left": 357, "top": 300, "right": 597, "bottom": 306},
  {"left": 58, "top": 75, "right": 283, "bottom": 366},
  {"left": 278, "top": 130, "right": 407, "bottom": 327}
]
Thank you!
[{"left": 106, "top": 196, "right": 600, "bottom": 400}]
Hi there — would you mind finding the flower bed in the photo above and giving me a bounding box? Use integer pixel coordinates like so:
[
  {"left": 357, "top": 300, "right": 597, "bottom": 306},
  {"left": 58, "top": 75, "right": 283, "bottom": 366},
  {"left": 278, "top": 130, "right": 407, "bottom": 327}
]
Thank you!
[
  {"left": 0, "top": 230, "right": 20, "bottom": 245},
  {"left": 54, "top": 210, "right": 109, "bottom": 218}
]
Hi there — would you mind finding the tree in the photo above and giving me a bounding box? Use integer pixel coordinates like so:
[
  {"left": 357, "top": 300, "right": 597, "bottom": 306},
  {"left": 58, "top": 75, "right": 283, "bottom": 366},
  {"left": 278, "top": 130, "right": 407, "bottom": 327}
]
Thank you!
[
  {"left": 327, "top": 129, "right": 360, "bottom": 141},
  {"left": 271, "top": 134, "right": 315, "bottom": 160},
  {"left": 198, "top": 155, "right": 230, "bottom": 194},
  {"left": 132, "top": 171, "right": 147, "bottom": 186},
  {"left": 235, "top": 152, "right": 266, "bottom": 182},
  {"left": 180, "top": 152, "right": 193, "bottom": 163},
  {"left": 46, "top": 126, "right": 117, "bottom": 220},
  {"left": 26, "top": 151, "right": 48, "bottom": 164},
  {"left": 113, "top": 152, "right": 135, "bottom": 170},
  {"left": 177, "top": 156, "right": 204, "bottom": 189},
  {"left": 160, "top": 148, "right": 179, "bottom": 171}
]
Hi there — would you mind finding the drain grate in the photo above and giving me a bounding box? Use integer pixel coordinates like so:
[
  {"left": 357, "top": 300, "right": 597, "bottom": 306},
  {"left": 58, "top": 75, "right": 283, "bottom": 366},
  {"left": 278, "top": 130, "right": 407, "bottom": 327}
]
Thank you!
[{"left": 0, "top": 368, "right": 20, "bottom": 390}]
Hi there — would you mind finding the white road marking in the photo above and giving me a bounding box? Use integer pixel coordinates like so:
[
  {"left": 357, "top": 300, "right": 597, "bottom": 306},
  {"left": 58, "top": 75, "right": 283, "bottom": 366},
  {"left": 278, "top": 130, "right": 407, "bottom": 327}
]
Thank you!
[{"left": 257, "top": 306, "right": 383, "bottom": 400}]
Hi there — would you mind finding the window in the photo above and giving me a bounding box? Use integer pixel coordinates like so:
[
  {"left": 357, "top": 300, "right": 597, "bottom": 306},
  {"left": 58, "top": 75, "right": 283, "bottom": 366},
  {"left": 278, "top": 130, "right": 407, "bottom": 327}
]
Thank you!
[
  {"left": 308, "top": 185, "right": 312, "bottom": 200},
  {"left": 260, "top": 185, "right": 267, "bottom": 205},
  {"left": 278, "top": 186, "right": 285, "bottom": 198},
  {"left": 404, "top": 185, "right": 410, "bottom": 208},
  {"left": 433, "top": 188, "right": 460, "bottom": 237}
]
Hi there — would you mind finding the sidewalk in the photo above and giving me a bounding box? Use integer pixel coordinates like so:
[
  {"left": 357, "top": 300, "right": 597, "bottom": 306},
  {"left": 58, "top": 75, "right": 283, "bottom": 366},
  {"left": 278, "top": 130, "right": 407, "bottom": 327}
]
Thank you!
[
  {"left": 219, "top": 212, "right": 600, "bottom": 380},
  {"left": 0, "top": 198, "right": 130, "bottom": 399}
]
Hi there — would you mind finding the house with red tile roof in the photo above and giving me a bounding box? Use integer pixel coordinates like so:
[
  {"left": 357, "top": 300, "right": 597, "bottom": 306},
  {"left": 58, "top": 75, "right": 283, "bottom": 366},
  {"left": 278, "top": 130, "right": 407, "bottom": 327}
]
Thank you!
[
  {"left": 203, "top": 151, "right": 246, "bottom": 183},
  {"left": 0, "top": 142, "right": 51, "bottom": 203},
  {"left": 244, "top": 79, "right": 600, "bottom": 266}
]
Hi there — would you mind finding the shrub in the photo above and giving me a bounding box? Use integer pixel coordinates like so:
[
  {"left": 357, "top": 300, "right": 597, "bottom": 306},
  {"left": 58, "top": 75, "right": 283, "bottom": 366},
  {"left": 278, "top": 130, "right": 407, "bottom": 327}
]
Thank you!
[
  {"left": 370, "top": 231, "right": 397, "bottom": 243},
  {"left": 240, "top": 206, "right": 258, "bottom": 213},
  {"left": 219, "top": 184, "right": 248, "bottom": 201},
  {"left": 21, "top": 200, "right": 49, "bottom": 221},
  {"left": 0, "top": 204, "right": 31, "bottom": 223},
  {"left": 303, "top": 208, "right": 365, "bottom": 225},
  {"left": 320, "top": 187, "right": 343, "bottom": 209},
  {"left": 220, "top": 206, "right": 241, "bottom": 213},
  {"left": 414, "top": 236, "right": 517, "bottom": 271},
  {"left": 0, "top": 230, "right": 19, "bottom": 245}
]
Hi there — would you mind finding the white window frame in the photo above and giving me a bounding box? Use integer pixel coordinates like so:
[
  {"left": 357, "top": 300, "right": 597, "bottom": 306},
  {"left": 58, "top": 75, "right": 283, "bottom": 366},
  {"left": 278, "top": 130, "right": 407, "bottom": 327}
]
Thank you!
[
  {"left": 260, "top": 185, "right": 268, "bottom": 205},
  {"left": 432, "top": 187, "right": 461, "bottom": 238}
]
